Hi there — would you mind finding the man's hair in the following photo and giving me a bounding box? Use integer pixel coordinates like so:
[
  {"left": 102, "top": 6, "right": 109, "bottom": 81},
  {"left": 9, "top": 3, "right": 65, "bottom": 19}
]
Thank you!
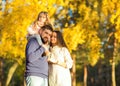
[{"left": 41, "top": 24, "right": 53, "bottom": 31}]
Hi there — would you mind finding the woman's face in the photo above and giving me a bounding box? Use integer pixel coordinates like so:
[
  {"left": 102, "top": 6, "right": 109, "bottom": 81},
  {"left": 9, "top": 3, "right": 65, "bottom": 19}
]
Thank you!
[
  {"left": 37, "top": 13, "right": 47, "bottom": 27},
  {"left": 51, "top": 32, "right": 57, "bottom": 45}
]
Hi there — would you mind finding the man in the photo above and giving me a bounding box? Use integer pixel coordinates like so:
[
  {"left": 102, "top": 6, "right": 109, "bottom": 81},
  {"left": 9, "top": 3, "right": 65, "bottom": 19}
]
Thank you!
[{"left": 25, "top": 25, "right": 53, "bottom": 86}]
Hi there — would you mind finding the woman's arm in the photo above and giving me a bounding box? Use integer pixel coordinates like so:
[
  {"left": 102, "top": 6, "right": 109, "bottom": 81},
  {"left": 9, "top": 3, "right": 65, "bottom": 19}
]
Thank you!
[
  {"left": 57, "top": 48, "right": 73, "bottom": 68},
  {"left": 57, "top": 61, "right": 67, "bottom": 68}
]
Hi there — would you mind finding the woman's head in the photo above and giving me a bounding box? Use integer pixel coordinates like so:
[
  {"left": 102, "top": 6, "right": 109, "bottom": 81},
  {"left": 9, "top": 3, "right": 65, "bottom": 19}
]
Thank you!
[
  {"left": 50, "top": 31, "right": 67, "bottom": 48},
  {"left": 36, "top": 11, "right": 50, "bottom": 27}
]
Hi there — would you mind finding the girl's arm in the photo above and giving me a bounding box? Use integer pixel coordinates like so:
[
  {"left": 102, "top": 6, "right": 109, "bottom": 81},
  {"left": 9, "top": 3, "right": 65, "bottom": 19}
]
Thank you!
[{"left": 27, "top": 25, "right": 37, "bottom": 35}]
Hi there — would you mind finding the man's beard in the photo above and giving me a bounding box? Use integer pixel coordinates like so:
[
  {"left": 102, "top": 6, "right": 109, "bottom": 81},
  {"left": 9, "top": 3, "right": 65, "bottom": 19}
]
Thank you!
[{"left": 41, "top": 37, "right": 48, "bottom": 44}]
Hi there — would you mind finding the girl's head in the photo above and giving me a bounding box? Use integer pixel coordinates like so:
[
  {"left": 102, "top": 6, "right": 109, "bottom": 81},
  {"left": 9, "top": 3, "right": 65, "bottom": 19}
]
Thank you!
[
  {"left": 36, "top": 11, "right": 50, "bottom": 27},
  {"left": 50, "top": 31, "right": 67, "bottom": 48}
]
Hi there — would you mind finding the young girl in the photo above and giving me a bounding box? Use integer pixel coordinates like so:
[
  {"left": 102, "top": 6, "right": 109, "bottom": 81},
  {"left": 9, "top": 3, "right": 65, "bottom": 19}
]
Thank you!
[{"left": 27, "top": 11, "right": 51, "bottom": 45}]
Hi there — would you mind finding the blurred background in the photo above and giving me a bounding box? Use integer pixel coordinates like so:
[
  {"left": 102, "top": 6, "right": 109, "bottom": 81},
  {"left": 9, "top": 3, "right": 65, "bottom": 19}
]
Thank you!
[{"left": 0, "top": 0, "right": 120, "bottom": 86}]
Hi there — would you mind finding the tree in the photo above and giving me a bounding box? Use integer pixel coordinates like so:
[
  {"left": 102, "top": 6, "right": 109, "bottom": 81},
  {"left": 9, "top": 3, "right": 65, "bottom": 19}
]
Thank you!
[
  {"left": 0, "top": 0, "right": 57, "bottom": 85},
  {"left": 1, "top": 0, "right": 120, "bottom": 86}
]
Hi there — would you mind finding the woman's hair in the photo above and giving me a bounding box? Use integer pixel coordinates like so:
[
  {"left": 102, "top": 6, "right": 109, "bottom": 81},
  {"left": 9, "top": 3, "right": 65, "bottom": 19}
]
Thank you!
[
  {"left": 36, "top": 11, "right": 50, "bottom": 25},
  {"left": 52, "top": 31, "right": 67, "bottom": 48}
]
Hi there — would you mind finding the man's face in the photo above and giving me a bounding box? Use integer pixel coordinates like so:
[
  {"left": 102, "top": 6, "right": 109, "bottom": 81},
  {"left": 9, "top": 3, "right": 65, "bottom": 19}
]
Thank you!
[{"left": 40, "top": 29, "right": 52, "bottom": 44}]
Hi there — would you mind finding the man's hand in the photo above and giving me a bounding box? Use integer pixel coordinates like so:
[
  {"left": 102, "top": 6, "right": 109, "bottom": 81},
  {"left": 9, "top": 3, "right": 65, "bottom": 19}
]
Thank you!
[{"left": 42, "top": 44, "right": 50, "bottom": 56}]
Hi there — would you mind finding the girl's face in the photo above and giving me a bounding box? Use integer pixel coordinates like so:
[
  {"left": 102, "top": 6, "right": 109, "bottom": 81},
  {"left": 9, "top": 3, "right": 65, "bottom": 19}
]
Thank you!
[
  {"left": 51, "top": 32, "right": 57, "bottom": 45},
  {"left": 37, "top": 13, "right": 47, "bottom": 27}
]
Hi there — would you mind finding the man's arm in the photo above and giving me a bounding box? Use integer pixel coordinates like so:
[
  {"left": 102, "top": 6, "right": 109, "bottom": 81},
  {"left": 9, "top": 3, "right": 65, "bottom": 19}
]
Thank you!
[{"left": 26, "top": 38, "right": 45, "bottom": 62}]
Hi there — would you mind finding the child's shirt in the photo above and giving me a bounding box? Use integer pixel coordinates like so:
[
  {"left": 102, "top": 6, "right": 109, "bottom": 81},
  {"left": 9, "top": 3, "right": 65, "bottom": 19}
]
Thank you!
[
  {"left": 27, "top": 24, "right": 42, "bottom": 45},
  {"left": 27, "top": 24, "right": 40, "bottom": 35}
]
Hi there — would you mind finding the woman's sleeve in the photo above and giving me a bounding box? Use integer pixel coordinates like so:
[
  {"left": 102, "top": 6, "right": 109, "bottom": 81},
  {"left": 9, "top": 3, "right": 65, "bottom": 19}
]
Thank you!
[{"left": 63, "top": 48, "right": 73, "bottom": 69}]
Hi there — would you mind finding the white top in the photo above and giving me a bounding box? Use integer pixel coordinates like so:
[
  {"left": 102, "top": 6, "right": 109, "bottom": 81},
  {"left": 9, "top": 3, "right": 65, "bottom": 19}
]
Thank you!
[
  {"left": 27, "top": 24, "right": 40, "bottom": 35},
  {"left": 48, "top": 46, "right": 73, "bottom": 86}
]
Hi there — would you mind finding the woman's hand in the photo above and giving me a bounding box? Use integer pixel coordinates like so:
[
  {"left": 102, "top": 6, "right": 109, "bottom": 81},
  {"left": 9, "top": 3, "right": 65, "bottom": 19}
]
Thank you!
[{"left": 56, "top": 61, "right": 67, "bottom": 68}]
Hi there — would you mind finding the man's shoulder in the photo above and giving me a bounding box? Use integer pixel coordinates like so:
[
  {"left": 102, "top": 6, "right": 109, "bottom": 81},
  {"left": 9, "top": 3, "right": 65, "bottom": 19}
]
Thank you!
[
  {"left": 28, "top": 37, "right": 38, "bottom": 44},
  {"left": 29, "top": 37, "right": 36, "bottom": 41}
]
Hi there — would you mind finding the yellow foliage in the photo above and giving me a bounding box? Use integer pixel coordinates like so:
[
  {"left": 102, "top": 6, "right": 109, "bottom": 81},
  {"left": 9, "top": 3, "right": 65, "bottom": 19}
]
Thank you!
[
  {"left": 1, "top": 0, "right": 119, "bottom": 67},
  {"left": 63, "top": 24, "right": 86, "bottom": 52},
  {"left": 93, "top": 1, "right": 98, "bottom": 8},
  {"left": 88, "top": 35, "right": 101, "bottom": 66},
  {"left": 109, "top": 1, "right": 120, "bottom": 43},
  {"left": 102, "top": 0, "right": 109, "bottom": 16},
  {"left": 62, "top": 1, "right": 102, "bottom": 66},
  {"left": 115, "top": 30, "right": 120, "bottom": 43},
  {"left": 0, "top": 0, "right": 57, "bottom": 62},
  {"left": 63, "top": 24, "right": 101, "bottom": 66}
]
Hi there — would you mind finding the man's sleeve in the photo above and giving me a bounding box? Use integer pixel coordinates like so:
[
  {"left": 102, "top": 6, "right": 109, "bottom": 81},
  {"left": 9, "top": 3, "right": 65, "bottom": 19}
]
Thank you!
[{"left": 26, "top": 38, "right": 45, "bottom": 62}]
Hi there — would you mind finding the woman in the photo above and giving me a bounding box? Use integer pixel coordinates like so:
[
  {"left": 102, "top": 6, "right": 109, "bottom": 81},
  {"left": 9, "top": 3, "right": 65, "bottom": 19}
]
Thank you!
[{"left": 48, "top": 31, "right": 73, "bottom": 86}]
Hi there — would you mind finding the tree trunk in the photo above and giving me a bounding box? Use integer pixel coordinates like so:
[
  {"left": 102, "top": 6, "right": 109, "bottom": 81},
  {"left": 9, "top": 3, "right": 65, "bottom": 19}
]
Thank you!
[
  {"left": 112, "top": 61, "right": 116, "bottom": 86},
  {"left": 0, "top": 58, "right": 3, "bottom": 86},
  {"left": 5, "top": 62, "right": 18, "bottom": 86},
  {"left": 24, "top": 79, "right": 26, "bottom": 86},
  {"left": 71, "top": 54, "right": 76, "bottom": 86},
  {"left": 84, "top": 64, "right": 87, "bottom": 86},
  {"left": 112, "top": 39, "right": 117, "bottom": 86}
]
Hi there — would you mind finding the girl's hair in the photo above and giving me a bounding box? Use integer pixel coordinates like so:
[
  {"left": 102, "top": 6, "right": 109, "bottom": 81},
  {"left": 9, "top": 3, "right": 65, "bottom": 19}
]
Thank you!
[
  {"left": 52, "top": 31, "right": 67, "bottom": 48},
  {"left": 36, "top": 11, "right": 50, "bottom": 25},
  {"left": 32, "top": 11, "right": 51, "bottom": 30}
]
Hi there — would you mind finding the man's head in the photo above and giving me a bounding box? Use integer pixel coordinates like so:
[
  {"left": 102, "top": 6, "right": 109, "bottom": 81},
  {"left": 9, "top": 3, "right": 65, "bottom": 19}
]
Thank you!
[{"left": 39, "top": 24, "right": 53, "bottom": 44}]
